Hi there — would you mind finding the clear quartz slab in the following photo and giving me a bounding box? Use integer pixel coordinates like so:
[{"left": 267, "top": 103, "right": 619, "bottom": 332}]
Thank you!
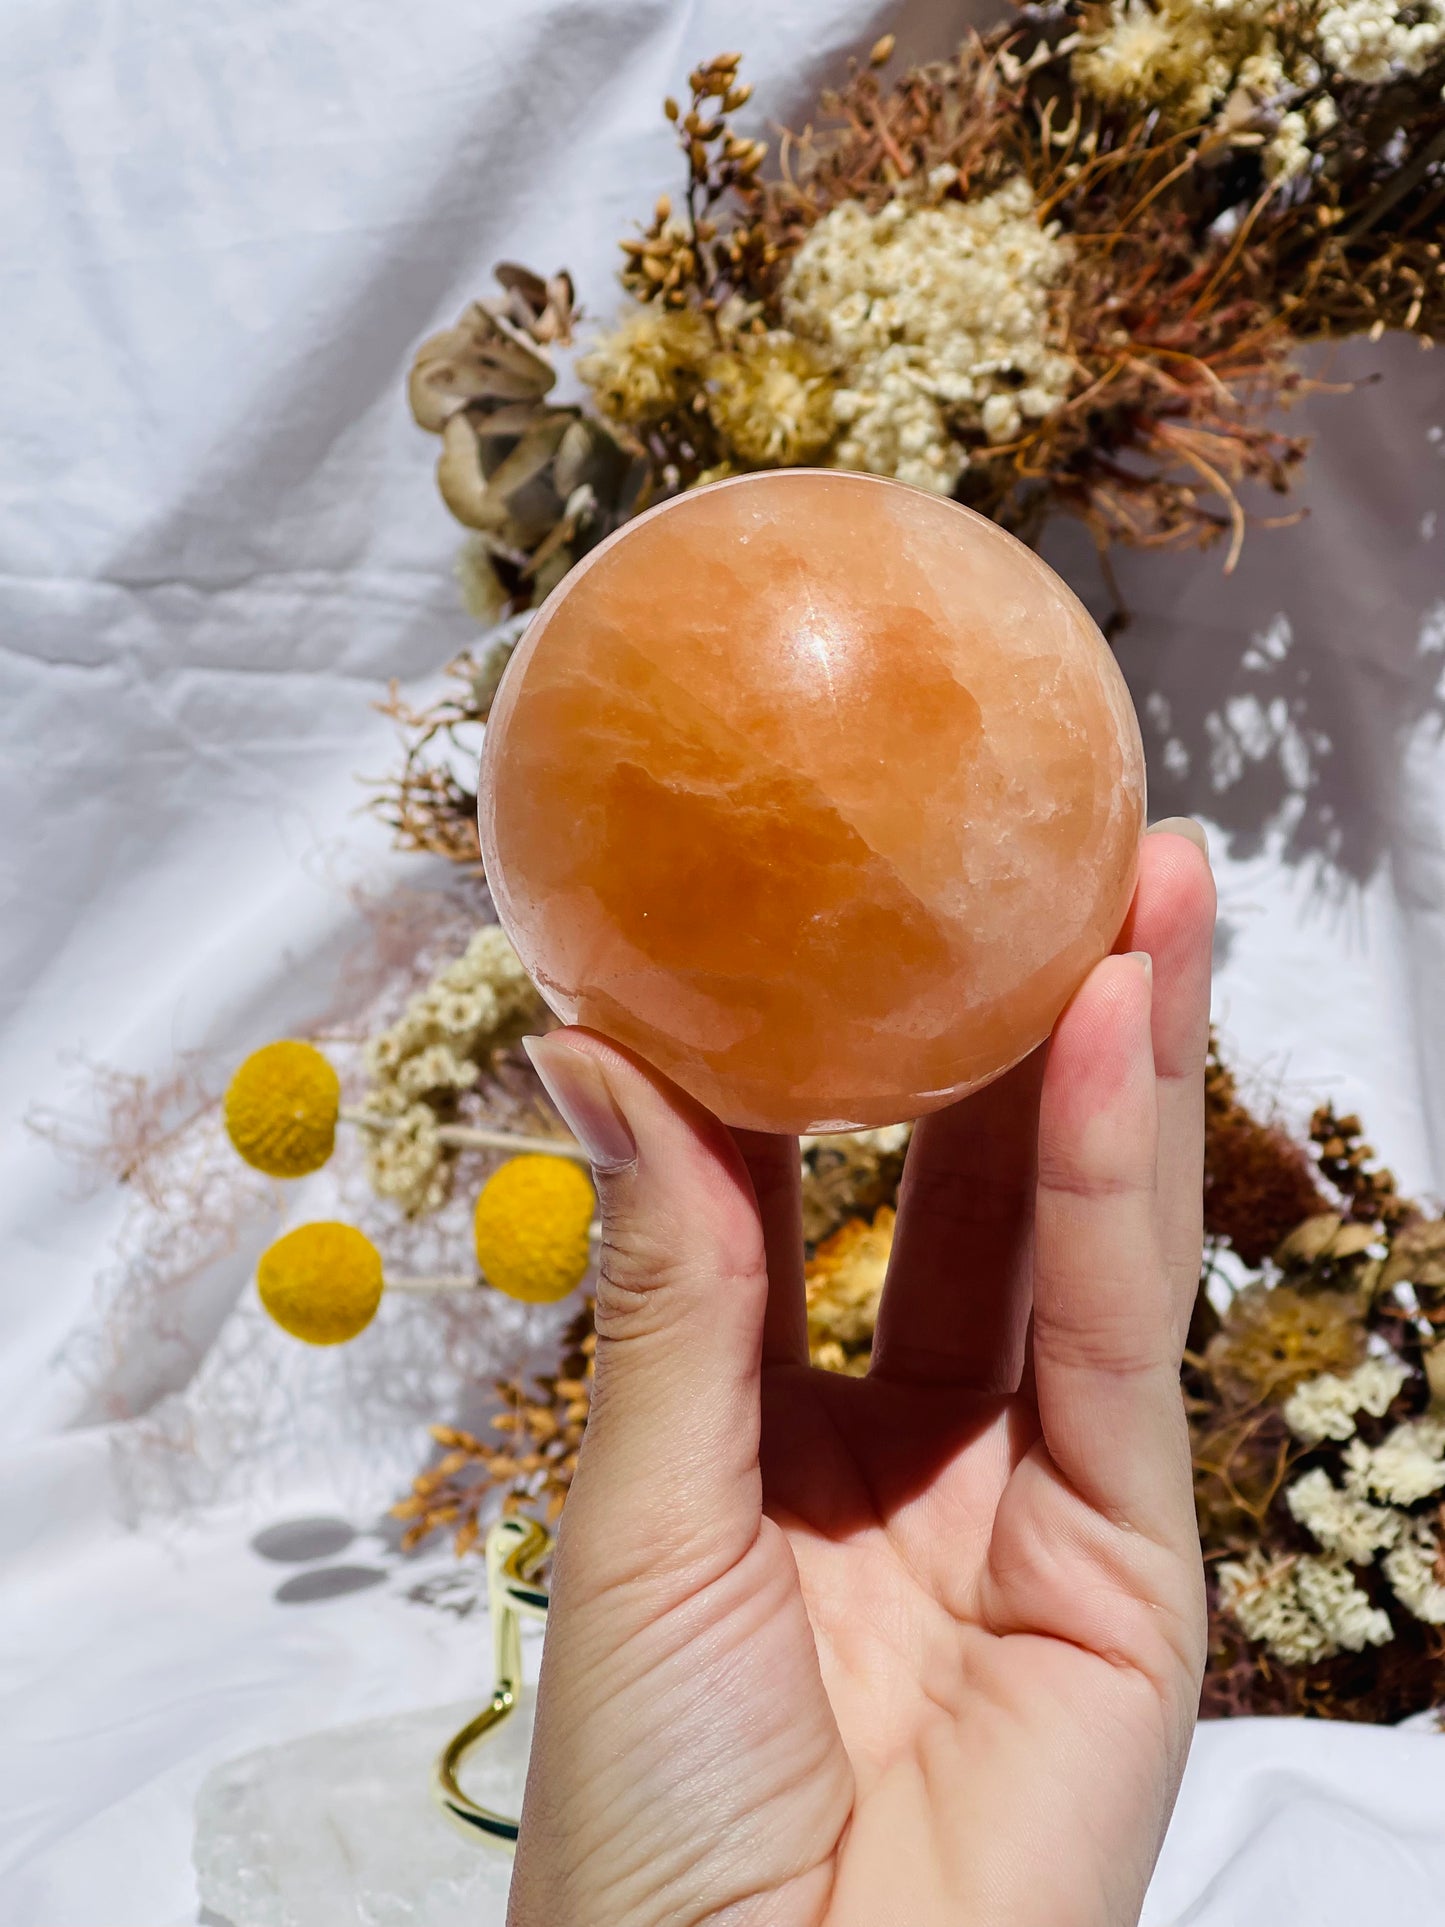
[{"left": 193, "top": 1693, "right": 532, "bottom": 1927}]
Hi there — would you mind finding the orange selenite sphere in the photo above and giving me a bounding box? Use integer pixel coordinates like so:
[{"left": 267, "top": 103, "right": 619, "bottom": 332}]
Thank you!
[{"left": 479, "top": 470, "right": 1145, "bottom": 1133}]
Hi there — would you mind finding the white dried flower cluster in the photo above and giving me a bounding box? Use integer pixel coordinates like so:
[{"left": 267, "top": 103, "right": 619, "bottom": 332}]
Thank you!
[
  {"left": 1293, "top": 1554, "right": 1396, "bottom": 1652},
  {"left": 1228, "top": 38, "right": 1319, "bottom": 179},
  {"left": 1217, "top": 1550, "right": 1393, "bottom": 1664},
  {"left": 1382, "top": 1517, "right": 1445, "bottom": 1624},
  {"left": 1316, "top": 0, "right": 1445, "bottom": 81},
  {"left": 1073, "top": 0, "right": 1237, "bottom": 122},
  {"left": 1074, "top": 0, "right": 1445, "bottom": 184},
  {"left": 1264, "top": 110, "right": 1312, "bottom": 181},
  {"left": 1342, "top": 1416, "right": 1445, "bottom": 1507},
  {"left": 1309, "top": 94, "right": 1339, "bottom": 136},
  {"left": 1237, "top": 40, "right": 1286, "bottom": 91},
  {"left": 782, "top": 178, "right": 1075, "bottom": 495},
  {"left": 1282, "top": 1354, "right": 1410, "bottom": 1442},
  {"left": 1268, "top": 1415, "right": 1445, "bottom": 1640},
  {"left": 361, "top": 926, "right": 539, "bottom": 1214},
  {"left": 1285, "top": 1467, "right": 1401, "bottom": 1560}
]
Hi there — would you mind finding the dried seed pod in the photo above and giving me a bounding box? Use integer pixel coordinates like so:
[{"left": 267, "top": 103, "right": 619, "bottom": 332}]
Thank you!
[
  {"left": 436, "top": 414, "right": 504, "bottom": 530},
  {"left": 493, "top": 261, "right": 550, "bottom": 313},
  {"left": 1328, "top": 1222, "right": 1379, "bottom": 1260},
  {"left": 411, "top": 304, "right": 556, "bottom": 429},
  {"left": 1381, "top": 1219, "right": 1445, "bottom": 1294},
  {"left": 1274, "top": 1213, "right": 1344, "bottom": 1268}
]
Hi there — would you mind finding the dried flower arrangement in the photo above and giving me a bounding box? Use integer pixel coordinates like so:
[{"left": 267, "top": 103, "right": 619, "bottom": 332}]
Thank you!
[
  {"left": 386, "top": 21, "right": 1444, "bottom": 861},
  {"left": 1181, "top": 1065, "right": 1445, "bottom": 1720}
]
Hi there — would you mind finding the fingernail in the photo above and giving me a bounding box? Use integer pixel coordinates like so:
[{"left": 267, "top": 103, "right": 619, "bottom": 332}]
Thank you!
[
  {"left": 1148, "top": 816, "right": 1209, "bottom": 859},
  {"left": 1127, "top": 950, "right": 1154, "bottom": 983},
  {"left": 523, "top": 1034, "right": 637, "bottom": 1173}
]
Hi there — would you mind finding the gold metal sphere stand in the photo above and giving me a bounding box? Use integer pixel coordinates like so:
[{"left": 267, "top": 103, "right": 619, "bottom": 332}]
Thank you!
[{"left": 432, "top": 1514, "right": 553, "bottom": 1849}]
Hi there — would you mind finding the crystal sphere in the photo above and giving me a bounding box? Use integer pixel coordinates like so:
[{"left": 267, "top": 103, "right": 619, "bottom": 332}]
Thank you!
[{"left": 479, "top": 470, "right": 1144, "bottom": 1134}]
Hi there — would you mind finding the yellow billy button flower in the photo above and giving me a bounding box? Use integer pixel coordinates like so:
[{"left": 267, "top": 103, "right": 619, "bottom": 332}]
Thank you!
[
  {"left": 473, "top": 1155, "right": 596, "bottom": 1304},
  {"left": 224, "top": 1041, "right": 340, "bottom": 1178},
  {"left": 257, "top": 1222, "right": 385, "bottom": 1344}
]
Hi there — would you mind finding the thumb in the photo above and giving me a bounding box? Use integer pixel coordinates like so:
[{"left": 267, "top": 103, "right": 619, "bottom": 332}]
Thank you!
[{"left": 522, "top": 1029, "right": 770, "bottom": 1594}]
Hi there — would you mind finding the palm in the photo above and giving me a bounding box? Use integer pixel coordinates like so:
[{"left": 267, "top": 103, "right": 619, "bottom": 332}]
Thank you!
[
  {"left": 745, "top": 1362, "right": 1202, "bottom": 1923},
  {"left": 513, "top": 832, "right": 1214, "bottom": 1927}
]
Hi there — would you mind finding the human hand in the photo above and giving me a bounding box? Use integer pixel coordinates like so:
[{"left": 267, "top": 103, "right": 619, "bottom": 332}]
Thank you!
[{"left": 509, "top": 823, "right": 1215, "bottom": 1927}]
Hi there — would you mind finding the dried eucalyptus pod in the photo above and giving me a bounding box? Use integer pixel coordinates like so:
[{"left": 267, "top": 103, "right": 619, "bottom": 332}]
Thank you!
[
  {"left": 409, "top": 302, "right": 558, "bottom": 432},
  {"left": 1274, "top": 1213, "right": 1345, "bottom": 1268},
  {"left": 1380, "top": 1219, "right": 1445, "bottom": 1297},
  {"left": 1272, "top": 1212, "right": 1382, "bottom": 1301},
  {"left": 410, "top": 269, "right": 651, "bottom": 620},
  {"left": 1329, "top": 1222, "right": 1380, "bottom": 1260}
]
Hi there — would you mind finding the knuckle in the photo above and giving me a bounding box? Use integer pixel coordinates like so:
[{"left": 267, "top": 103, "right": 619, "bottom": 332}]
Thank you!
[
  {"left": 592, "top": 1209, "right": 765, "bottom": 1344},
  {"left": 1036, "top": 1143, "right": 1151, "bottom": 1203},
  {"left": 593, "top": 1225, "right": 691, "bottom": 1339},
  {"left": 1031, "top": 1295, "right": 1170, "bottom": 1379}
]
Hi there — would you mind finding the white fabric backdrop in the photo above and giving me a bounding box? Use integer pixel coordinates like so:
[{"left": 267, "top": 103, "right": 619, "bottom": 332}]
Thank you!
[{"left": 2, "top": 1, "right": 1442, "bottom": 1921}]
